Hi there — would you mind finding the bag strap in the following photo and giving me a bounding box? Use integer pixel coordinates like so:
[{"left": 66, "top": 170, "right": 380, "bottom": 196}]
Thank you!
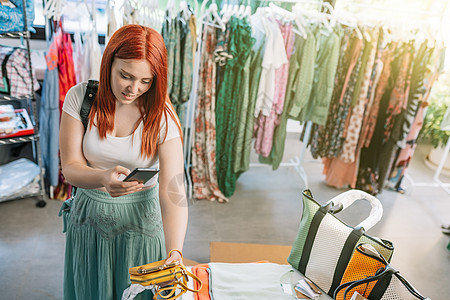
[
  {"left": 70, "top": 80, "right": 98, "bottom": 199},
  {"left": 80, "top": 79, "right": 99, "bottom": 132},
  {"left": 176, "top": 269, "right": 203, "bottom": 293},
  {"left": 154, "top": 268, "right": 203, "bottom": 300},
  {"left": 392, "top": 272, "right": 428, "bottom": 300},
  {"left": 338, "top": 266, "right": 397, "bottom": 299}
]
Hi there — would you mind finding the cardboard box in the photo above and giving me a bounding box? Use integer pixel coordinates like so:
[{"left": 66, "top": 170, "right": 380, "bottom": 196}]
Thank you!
[{"left": 210, "top": 242, "right": 292, "bottom": 264}]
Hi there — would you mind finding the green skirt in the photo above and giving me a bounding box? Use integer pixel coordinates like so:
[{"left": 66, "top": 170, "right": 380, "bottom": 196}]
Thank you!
[{"left": 62, "top": 186, "right": 166, "bottom": 300}]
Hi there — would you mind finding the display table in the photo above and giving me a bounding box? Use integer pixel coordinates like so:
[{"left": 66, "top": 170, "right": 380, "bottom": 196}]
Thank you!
[{"left": 179, "top": 242, "right": 332, "bottom": 300}]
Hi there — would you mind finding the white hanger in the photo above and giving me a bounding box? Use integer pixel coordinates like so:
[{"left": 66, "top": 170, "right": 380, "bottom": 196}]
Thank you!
[
  {"left": 269, "top": 3, "right": 295, "bottom": 23},
  {"left": 293, "top": 4, "right": 333, "bottom": 32},
  {"left": 294, "top": 17, "right": 308, "bottom": 39},
  {"left": 221, "top": 2, "right": 229, "bottom": 16},
  {"left": 179, "top": 0, "right": 191, "bottom": 20},
  {"left": 167, "top": 0, "right": 176, "bottom": 20},
  {"left": 231, "top": 4, "right": 239, "bottom": 16},
  {"left": 221, "top": 0, "right": 234, "bottom": 24},
  {"left": 44, "top": 0, "right": 67, "bottom": 21},
  {"left": 200, "top": 1, "right": 226, "bottom": 32},
  {"left": 237, "top": 4, "right": 246, "bottom": 18},
  {"left": 244, "top": 5, "right": 251, "bottom": 17}
]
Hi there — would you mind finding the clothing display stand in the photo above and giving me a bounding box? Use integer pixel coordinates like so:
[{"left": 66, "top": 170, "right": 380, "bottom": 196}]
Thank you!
[
  {"left": 404, "top": 135, "right": 450, "bottom": 195},
  {"left": 0, "top": 0, "right": 47, "bottom": 207},
  {"left": 249, "top": 120, "right": 313, "bottom": 188}
]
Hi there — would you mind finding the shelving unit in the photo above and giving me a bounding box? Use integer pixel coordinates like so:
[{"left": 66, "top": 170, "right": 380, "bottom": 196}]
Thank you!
[{"left": 0, "top": 1, "right": 47, "bottom": 207}]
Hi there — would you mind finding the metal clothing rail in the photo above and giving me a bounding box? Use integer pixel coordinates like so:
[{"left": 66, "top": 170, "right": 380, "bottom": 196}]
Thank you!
[
  {"left": 249, "top": 120, "right": 313, "bottom": 188},
  {"left": 404, "top": 136, "right": 450, "bottom": 195}
]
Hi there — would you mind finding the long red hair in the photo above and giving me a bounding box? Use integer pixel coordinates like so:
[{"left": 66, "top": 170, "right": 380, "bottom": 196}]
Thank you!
[{"left": 88, "top": 24, "right": 182, "bottom": 158}]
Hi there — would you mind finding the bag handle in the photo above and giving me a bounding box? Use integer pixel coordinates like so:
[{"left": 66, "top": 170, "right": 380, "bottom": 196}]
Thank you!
[
  {"left": 326, "top": 190, "right": 383, "bottom": 231},
  {"left": 394, "top": 272, "right": 429, "bottom": 300},
  {"left": 154, "top": 269, "right": 203, "bottom": 300},
  {"left": 333, "top": 265, "right": 396, "bottom": 299}
]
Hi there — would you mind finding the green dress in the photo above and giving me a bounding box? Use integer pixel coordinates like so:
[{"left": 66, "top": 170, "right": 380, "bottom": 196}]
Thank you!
[
  {"left": 61, "top": 186, "right": 166, "bottom": 300},
  {"left": 215, "top": 17, "right": 255, "bottom": 197}
]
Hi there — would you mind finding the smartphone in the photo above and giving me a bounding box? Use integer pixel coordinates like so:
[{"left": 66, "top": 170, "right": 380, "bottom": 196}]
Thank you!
[{"left": 123, "top": 168, "right": 159, "bottom": 184}]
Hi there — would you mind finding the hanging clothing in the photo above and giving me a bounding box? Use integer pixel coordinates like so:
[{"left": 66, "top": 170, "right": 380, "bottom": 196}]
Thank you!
[
  {"left": 259, "top": 28, "right": 316, "bottom": 170},
  {"left": 375, "top": 42, "right": 415, "bottom": 189},
  {"left": 253, "top": 14, "right": 288, "bottom": 118},
  {"left": 73, "top": 32, "right": 84, "bottom": 83},
  {"left": 39, "top": 46, "right": 60, "bottom": 187},
  {"left": 80, "top": 29, "right": 102, "bottom": 82},
  {"left": 287, "top": 27, "right": 317, "bottom": 121},
  {"left": 58, "top": 30, "right": 77, "bottom": 117},
  {"left": 359, "top": 40, "right": 396, "bottom": 149},
  {"left": 215, "top": 16, "right": 255, "bottom": 197},
  {"left": 233, "top": 12, "right": 266, "bottom": 174},
  {"left": 299, "top": 25, "right": 341, "bottom": 125},
  {"left": 163, "top": 11, "right": 196, "bottom": 123},
  {"left": 310, "top": 28, "right": 362, "bottom": 159},
  {"left": 0, "top": 46, "right": 40, "bottom": 97},
  {"left": 254, "top": 21, "right": 295, "bottom": 157},
  {"left": 340, "top": 28, "right": 379, "bottom": 164},
  {"left": 386, "top": 104, "right": 426, "bottom": 190},
  {"left": 191, "top": 25, "right": 228, "bottom": 203},
  {"left": 323, "top": 28, "right": 379, "bottom": 189}
]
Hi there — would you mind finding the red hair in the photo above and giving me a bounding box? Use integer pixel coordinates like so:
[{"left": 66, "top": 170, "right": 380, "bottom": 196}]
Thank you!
[{"left": 89, "top": 24, "right": 182, "bottom": 158}]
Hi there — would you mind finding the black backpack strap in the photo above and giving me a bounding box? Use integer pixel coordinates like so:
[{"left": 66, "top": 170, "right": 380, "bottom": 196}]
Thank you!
[{"left": 80, "top": 80, "right": 99, "bottom": 132}]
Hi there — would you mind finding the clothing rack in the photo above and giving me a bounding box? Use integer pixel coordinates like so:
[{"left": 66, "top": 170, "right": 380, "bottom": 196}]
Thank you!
[
  {"left": 0, "top": 0, "right": 47, "bottom": 207},
  {"left": 183, "top": 0, "right": 332, "bottom": 199},
  {"left": 182, "top": 0, "right": 447, "bottom": 199},
  {"left": 404, "top": 135, "right": 450, "bottom": 195},
  {"left": 249, "top": 120, "right": 312, "bottom": 188}
]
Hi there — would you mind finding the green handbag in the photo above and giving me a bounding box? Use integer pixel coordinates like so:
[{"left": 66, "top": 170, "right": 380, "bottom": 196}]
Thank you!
[{"left": 287, "top": 189, "right": 394, "bottom": 297}]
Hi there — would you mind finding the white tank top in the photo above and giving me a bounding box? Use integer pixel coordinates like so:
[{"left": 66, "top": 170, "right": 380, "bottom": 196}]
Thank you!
[{"left": 62, "top": 82, "right": 181, "bottom": 187}]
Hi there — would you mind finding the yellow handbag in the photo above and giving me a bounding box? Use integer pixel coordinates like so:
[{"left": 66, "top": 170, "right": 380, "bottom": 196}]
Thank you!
[{"left": 129, "top": 250, "right": 202, "bottom": 300}]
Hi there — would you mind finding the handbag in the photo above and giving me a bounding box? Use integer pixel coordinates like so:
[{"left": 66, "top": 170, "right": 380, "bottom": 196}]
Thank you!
[
  {"left": 128, "top": 250, "right": 202, "bottom": 300},
  {"left": 334, "top": 243, "right": 429, "bottom": 300},
  {"left": 288, "top": 189, "right": 394, "bottom": 297}
]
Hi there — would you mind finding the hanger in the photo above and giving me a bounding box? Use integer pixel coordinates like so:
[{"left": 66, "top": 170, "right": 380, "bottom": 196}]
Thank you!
[
  {"left": 293, "top": 3, "right": 333, "bottom": 32},
  {"left": 221, "top": 0, "right": 235, "bottom": 23},
  {"left": 237, "top": 4, "right": 246, "bottom": 18},
  {"left": 44, "top": 0, "right": 67, "bottom": 21},
  {"left": 294, "top": 0, "right": 334, "bottom": 14},
  {"left": 179, "top": 1, "right": 192, "bottom": 20},
  {"left": 294, "top": 16, "right": 308, "bottom": 39},
  {"left": 269, "top": 3, "right": 295, "bottom": 23},
  {"left": 244, "top": 0, "right": 251, "bottom": 18},
  {"left": 231, "top": 3, "right": 239, "bottom": 16},
  {"left": 221, "top": 1, "right": 229, "bottom": 17},
  {"left": 200, "top": 1, "right": 226, "bottom": 31},
  {"left": 167, "top": 0, "right": 176, "bottom": 20}
]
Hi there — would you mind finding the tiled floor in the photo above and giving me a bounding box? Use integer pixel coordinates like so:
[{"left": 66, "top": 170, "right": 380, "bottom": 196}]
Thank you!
[{"left": 0, "top": 133, "right": 449, "bottom": 299}]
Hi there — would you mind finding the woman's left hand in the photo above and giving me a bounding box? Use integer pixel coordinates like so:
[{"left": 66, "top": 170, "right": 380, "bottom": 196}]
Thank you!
[{"left": 165, "top": 249, "right": 183, "bottom": 265}]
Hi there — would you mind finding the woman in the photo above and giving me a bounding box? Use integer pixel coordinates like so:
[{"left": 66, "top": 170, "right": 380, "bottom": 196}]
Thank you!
[{"left": 59, "top": 25, "right": 188, "bottom": 299}]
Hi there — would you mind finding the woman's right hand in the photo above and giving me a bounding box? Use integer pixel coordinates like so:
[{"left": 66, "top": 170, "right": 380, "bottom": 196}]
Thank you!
[{"left": 102, "top": 166, "right": 144, "bottom": 197}]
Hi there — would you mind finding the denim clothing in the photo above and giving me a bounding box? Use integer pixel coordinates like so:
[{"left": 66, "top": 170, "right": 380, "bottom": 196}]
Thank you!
[{"left": 39, "top": 67, "right": 60, "bottom": 187}]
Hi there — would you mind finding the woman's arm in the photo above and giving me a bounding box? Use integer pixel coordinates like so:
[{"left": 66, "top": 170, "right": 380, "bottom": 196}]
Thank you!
[
  {"left": 59, "top": 111, "right": 144, "bottom": 197},
  {"left": 158, "top": 137, "right": 188, "bottom": 263}
]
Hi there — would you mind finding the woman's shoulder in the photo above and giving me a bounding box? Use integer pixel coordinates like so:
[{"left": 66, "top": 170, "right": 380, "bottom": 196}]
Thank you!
[
  {"left": 66, "top": 81, "right": 89, "bottom": 99},
  {"left": 62, "top": 81, "right": 90, "bottom": 120}
]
